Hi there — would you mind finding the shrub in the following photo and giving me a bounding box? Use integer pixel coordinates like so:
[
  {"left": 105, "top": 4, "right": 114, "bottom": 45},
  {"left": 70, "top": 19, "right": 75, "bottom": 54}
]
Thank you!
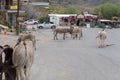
[
  {"left": 63, "top": 5, "right": 79, "bottom": 14},
  {"left": 39, "top": 16, "right": 49, "bottom": 23},
  {"left": 94, "top": 3, "right": 120, "bottom": 19}
]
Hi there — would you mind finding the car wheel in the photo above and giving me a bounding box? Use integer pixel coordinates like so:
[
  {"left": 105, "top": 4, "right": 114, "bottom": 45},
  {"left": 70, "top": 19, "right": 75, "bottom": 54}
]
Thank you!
[
  {"left": 51, "top": 26, "right": 56, "bottom": 29},
  {"left": 39, "top": 26, "right": 43, "bottom": 29},
  {"left": 34, "top": 22, "right": 38, "bottom": 24}
]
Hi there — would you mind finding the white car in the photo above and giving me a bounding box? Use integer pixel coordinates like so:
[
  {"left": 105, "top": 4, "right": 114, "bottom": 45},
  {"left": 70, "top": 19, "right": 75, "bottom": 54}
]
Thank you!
[
  {"left": 24, "top": 19, "right": 38, "bottom": 24},
  {"left": 37, "top": 22, "right": 56, "bottom": 29}
]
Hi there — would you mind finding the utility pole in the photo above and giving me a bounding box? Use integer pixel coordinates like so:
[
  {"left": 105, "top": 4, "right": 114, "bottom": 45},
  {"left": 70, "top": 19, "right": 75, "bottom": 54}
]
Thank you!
[{"left": 16, "top": 0, "right": 20, "bottom": 35}]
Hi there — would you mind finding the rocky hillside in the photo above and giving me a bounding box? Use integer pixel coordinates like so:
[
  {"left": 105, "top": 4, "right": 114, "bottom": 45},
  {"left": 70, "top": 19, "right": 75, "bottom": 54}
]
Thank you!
[
  {"left": 52, "top": 0, "right": 120, "bottom": 5},
  {"left": 31, "top": 0, "right": 120, "bottom": 5}
]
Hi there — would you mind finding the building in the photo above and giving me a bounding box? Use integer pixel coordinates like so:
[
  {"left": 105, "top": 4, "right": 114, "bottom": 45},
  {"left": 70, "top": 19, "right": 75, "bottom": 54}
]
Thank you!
[
  {"left": 0, "top": 0, "right": 25, "bottom": 27},
  {"left": 48, "top": 14, "right": 77, "bottom": 26},
  {"left": 0, "top": 0, "right": 50, "bottom": 27}
]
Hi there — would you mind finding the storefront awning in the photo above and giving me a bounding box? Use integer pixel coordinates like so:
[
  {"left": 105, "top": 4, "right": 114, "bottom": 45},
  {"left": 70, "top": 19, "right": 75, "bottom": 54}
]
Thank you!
[
  {"left": 0, "top": 24, "right": 8, "bottom": 29},
  {"left": 7, "top": 10, "right": 25, "bottom": 13}
]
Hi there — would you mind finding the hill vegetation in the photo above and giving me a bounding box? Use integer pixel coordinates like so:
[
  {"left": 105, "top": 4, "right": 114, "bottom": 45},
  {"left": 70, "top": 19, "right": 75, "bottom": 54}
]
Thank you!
[
  {"left": 37, "top": 0, "right": 120, "bottom": 5},
  {"left": 23, "top": 0, "right": 120, "bottom": 20}
]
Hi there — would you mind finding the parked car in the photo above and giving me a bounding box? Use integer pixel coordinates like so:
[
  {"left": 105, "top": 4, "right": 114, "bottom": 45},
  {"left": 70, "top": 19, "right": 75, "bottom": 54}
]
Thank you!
[
  {"left": 24, "top": 19, "right": 38, "bottom": 24},
  {"left": 97, "top": 19, "right": 114, "bottom": 28},
  {"left": 37, "top": 22, "right": 56, "bottom": 29}
]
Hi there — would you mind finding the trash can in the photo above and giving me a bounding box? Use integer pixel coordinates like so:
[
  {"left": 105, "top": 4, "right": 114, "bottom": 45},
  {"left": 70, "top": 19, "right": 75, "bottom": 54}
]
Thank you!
[{"left": 86, "top": 23, "right": 90, "bottom": 28}]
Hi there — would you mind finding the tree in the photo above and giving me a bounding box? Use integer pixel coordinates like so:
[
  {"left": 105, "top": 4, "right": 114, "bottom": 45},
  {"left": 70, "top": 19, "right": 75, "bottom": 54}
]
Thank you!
[
  {"left": 21, "top": 5, "right": 41, "bottom": 20},
  {"left": 63, "top": 5, "right": 79, "bottom": 14},
  {"left": 39, "top": 15, "right": 49, "bottom": 23},
  {"left": 94, "top": 3, "right": 120, "bottom": 19}
]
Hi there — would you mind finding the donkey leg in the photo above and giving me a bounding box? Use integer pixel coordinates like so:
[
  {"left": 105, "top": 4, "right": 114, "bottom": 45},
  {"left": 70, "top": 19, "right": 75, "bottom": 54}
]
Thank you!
[
  {"left": 101, "top": 39, "right": 105, "bottom": 48},
  {"left": 0, "top": 72, "right": 2, "bottom": 80},
  {"left": 21, "top": 68, "right": 25, "bottom": 80},
  {"left": 25, "top": 67, "right": 31, "bottom": 80},
  {"left": 101, "top": 39, "right": 106, "bottom": 48},
  {"left": 75, "top": 34, "right": 78, "bottom": 39},
  {"left": 16, "top": 67, "right": 25, "bottom": 80},
  {"left": 79, "top": 31, "right": 83, "bottom": 40},
  {"left": 54, "top": 34, "right": 56, "bottom": 40},
  {"left": 102, "top": 39, "right": 105, "bottom": 47},
  {"left": 71, "top": 34, "right": 73, "bottom": 38},
  {"left": 101, "top": 40, "right": 103, "bottom": 48},
  {"left": 99, "top": 39, "right": 102, "bottom": 48},
  {"left": 54, "top": 33, "right": 57, "bottom": 40},
  {"left": 101, "top": 39, "right": 103, "bottom": 47},
  {"left": 16, "top": 67, "right": 21, "bottom": 80},
  {"left": 54, "top": 35, "right": 55, "bottom": 40},
  {"left": 72, "top": 34, "right": 75, "bottom": 39},
  {"left": 55, "top": 33, "right": 58, "bottom": 40},
  {"left": 63, "top": 33, "right": 65, "bottom": 40},
  {"left": 79, "top": 33, "right": 81, "bottom": 40}
]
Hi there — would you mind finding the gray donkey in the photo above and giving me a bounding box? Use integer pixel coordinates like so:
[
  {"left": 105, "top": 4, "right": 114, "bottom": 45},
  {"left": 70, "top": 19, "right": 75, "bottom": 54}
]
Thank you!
[{"left": 13, "top": 32, "right": 36, "bottom": 80}]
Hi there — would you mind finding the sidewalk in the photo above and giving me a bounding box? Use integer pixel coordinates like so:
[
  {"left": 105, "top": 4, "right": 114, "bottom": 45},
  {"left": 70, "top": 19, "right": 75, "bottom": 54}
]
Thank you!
[{"left": 0, "top": 32, "right": 18, "bottom": 47}]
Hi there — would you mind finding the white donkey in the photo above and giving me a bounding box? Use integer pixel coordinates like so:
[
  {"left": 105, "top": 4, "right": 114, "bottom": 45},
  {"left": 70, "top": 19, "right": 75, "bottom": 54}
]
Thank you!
[{"left": 96, "top": 28, "right": 107, "bottom": 48}]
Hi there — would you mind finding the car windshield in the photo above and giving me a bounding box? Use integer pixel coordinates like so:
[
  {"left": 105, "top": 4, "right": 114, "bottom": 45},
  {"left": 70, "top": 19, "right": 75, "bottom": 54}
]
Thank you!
[
  {"left": 50, "top": 22, "right": 54, "bottom": 24},
  {"left": 28, "top": 20, "right": 33, "bottom": 21},
  {"left": 43, "top": 22, "right": 54, "bottom": 24},
  {"left": 28, "top": 19, "right": 37, "bottom": 21}
]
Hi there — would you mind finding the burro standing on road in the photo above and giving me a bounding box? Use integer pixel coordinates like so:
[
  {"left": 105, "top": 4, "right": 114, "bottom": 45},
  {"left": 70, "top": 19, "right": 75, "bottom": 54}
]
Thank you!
[
  {"left": 96, "top": 28, "right": 107, "bottom": 48},
  {"left": 13, "top": 32, "right": 36, "bottom": 80},
  {"left": 53, "top": 26, "right": 74, "bottom": 40},
  {"left": 71, "top": 26, "right": 83, "bottom": 39}
]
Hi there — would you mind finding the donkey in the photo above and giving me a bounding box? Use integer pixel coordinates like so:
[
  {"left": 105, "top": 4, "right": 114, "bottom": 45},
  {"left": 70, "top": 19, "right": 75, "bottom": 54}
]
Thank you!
[
  {"left": 53, "top": 26, "right": 74, "bottom": 40},
  {"left": 96, "top": 28, "right": 107, "bottom": 48},
  {"left": 0, "top": 45, "right": 16, "bottom": 80},
  {"left": 13, "top": 33, "right": 36, "bottom": 80},
  {"left": 71, "top": 27, "right": 83, "bottom": 39},
  {"left": 0, "top": 45, "right": 3, "bottom": 80},
  {"left": 15, "top": 32, "right": 36, "bottom": 50}
]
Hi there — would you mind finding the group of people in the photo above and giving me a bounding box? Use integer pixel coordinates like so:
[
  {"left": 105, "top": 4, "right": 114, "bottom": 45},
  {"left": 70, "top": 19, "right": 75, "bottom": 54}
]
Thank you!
[{"left": 61, "top": 16, "right": 98, "bottom": 28}]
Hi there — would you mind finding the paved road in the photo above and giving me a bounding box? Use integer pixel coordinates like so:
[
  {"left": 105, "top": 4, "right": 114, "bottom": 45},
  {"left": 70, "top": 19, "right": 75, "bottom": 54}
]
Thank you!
[
  {"left": 1, "top": 28, "right": 120, "bottom": 80},
  {"left": 31, "top": 28, "right": 120, "bottom": 80}
]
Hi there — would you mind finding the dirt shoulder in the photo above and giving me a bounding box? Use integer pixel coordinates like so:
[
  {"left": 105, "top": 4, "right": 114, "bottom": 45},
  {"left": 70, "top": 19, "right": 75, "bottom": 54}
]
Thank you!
[{"left": 0, "top": 32, "right": 18, "bottom": 47}]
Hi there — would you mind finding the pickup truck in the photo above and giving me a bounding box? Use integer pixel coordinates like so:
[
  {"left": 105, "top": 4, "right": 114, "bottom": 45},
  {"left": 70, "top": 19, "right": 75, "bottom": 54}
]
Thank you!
[{"left": 37, "top": 22, "right": 56, "bottom": 29}]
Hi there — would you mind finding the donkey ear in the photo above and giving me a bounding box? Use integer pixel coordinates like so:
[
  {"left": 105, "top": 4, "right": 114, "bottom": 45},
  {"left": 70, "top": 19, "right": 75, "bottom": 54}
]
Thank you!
[
  {"left": 0, "top": 45, "right": 3, "bottom": 49},
  {"left": 3, "top": 44, "right": 10, "bottom": 48},
  {"left": 3, "top": 44, "right": 13, "bottom": 51},
  {"left": 3, "top": 45, "right": 13, "bottom": 54}
]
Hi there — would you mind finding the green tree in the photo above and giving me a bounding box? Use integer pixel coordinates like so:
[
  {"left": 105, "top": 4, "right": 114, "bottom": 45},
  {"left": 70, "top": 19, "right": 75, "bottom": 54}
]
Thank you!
[
  {"left": 39, "top": 15, "right": 49, "bottom": 23},
  {"left": 94, "top": 3, "right": 120, "bottom": 19},
  {"left": 63, "top": 5, "right": 79, "bottom": 14},
  {"left": 116, "top": 4, "right": 120, "bottom": 16}
]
